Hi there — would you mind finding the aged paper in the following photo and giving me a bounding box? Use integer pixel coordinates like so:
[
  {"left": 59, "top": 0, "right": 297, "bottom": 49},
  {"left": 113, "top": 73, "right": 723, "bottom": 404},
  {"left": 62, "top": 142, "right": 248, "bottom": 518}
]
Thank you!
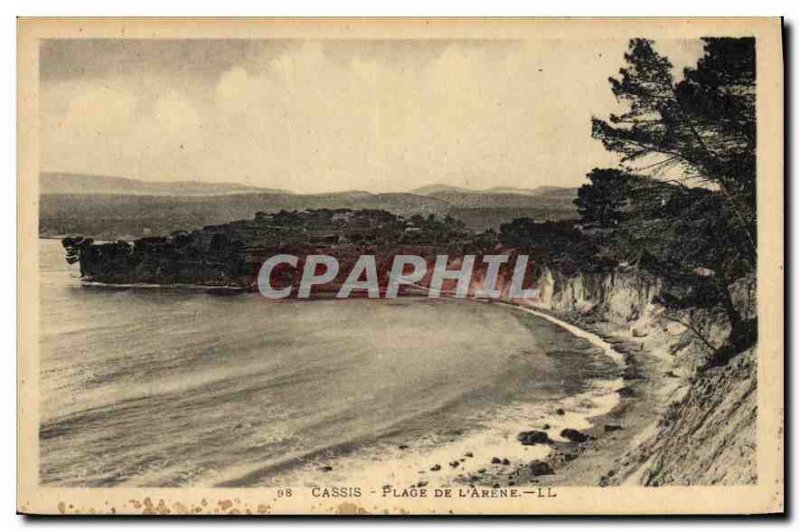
[{"left": 18, "top": 17, "right": 783, "bottom": 515}]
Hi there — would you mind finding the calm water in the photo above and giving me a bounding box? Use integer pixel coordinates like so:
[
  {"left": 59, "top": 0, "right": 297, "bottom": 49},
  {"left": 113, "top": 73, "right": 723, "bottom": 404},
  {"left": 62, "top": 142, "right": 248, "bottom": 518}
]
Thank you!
[{"left": 38, "top": 239, "right": 619, "bottom": 487}]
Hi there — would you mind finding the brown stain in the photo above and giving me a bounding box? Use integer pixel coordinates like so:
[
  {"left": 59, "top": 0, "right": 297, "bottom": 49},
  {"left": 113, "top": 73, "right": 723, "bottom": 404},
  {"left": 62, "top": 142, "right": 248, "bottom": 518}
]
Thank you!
[
  {"left": 53, "top": 496, "right": 273, "bottom": 516},
  {"left": 50, "top": 496, "right": 422, "bottom": 516},
  {"left": 172, "top": 502, "right": 188, "bottom": 514},
  {"left": 335, "top": 502, "right": 370, "bottom": 515},
  {"left": 218, "top": 499, "right": 233, "bottom": 511},
  {"left": 141, "top": 497, "right": 170, "bottom": 515}
]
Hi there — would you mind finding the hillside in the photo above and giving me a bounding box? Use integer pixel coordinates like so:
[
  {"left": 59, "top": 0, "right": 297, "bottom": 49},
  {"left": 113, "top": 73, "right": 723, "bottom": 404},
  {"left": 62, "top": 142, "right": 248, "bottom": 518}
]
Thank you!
[
  {"left": 410, "top": 183, "right": 578, "bottom": 199},
  {"left": 448, "top": 206, "right": 577, "bottom": 232},
  {"left": 38, "top": 173, "right": 579, "bottom": 240},
  {"left": 408, "top": 184, "right": 473, "bottom": 195},
  {"left": 40, "top": 192, "right": 450, "bottom": 240},
  {"left": 59, "top": 207, "right": 477, "bottom": 288},
  {"left": 426, "top": 189, "right": 576, "bottom": 209},
  {"left": 40, "top": 172, "right": 290, "bottom": 196}
]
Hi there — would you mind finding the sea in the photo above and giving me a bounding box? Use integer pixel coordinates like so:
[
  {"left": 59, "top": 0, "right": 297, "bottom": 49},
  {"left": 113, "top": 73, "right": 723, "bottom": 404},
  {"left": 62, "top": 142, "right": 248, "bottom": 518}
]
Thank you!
[{"left": 38, "top": 238, "right": 622, "bottom": 488}]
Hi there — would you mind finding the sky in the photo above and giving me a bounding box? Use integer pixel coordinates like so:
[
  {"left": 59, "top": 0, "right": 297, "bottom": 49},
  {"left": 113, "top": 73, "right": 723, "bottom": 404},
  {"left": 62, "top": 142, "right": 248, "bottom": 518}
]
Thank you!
[{"left": 39, "top": 38, "right": 705, "bottom": 194}]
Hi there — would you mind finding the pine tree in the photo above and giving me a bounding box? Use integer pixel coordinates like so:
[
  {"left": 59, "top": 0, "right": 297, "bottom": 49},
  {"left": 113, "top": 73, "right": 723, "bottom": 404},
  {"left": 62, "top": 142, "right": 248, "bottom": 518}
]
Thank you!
[{"left": 582, "top": 38, "right": 757, "bottom": 363}]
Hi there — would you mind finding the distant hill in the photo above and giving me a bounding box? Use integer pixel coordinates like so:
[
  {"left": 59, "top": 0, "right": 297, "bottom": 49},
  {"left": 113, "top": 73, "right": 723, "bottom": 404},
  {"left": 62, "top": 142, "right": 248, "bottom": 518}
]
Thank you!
[
  {"left": 40, "top": 192, "right": 450, "bottom": 240},
  {"left": 448, "top": 207, "right": 578, "bottom": 232},
  {"left": 411, "top": 183, "right": 578, "bottom": 199},
  {"left": 40, "top": 172, "right": 290, "bottom": 196},
  {"left": 427, "top": 188, "right": 577, "bottom": 208},
  {"left": 534, "top": 186, "right": 582, "bottom": 199},
  {"left": 408, "top": 184, "right": 474, "bottom": 195},
  {"left": 482, "top": 186, "right": 541, "bottom": 195},
  {"left": 38, "top": 172, "right": 579, "bottom": 240}
]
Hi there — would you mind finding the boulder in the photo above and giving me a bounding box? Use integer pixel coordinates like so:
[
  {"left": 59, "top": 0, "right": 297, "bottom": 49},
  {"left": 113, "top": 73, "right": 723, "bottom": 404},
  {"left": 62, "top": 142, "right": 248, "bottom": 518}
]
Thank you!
[
  {"left": 604, "top": 424, "right": 623, "bottom": 432},
  {"left": 616, "top": 386, "right": 635, "bottom": 398},
  {"left": 528, "top": 460, "right": 554, "bottom": 476},
  {"left": 560, "top": 428, "right": 589, "bottom": 443},
  {"left": 517, "top": 430, "right": 551, "bottom": 445}
]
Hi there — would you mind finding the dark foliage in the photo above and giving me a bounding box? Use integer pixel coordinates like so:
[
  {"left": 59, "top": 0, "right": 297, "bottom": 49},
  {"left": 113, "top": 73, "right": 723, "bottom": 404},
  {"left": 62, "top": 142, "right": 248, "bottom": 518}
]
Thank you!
[
  {"left": 581, "top": 37, "right": 757, "bottom": 363},
  {"left": 61, "top": 208, "right": 475, "bottom": 288},
  {"left": 574, "top": 169, "right": 635, "bottom": 229},
  {"left": 499, "top": 218, "right": 611, "bottom": 275}
]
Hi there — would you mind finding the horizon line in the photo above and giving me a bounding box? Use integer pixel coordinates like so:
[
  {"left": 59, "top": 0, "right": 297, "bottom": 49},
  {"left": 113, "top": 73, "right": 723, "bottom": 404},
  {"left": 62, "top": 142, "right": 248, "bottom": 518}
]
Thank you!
[{"left": 40, "top": 170, "right": 581, "bottom": 195}]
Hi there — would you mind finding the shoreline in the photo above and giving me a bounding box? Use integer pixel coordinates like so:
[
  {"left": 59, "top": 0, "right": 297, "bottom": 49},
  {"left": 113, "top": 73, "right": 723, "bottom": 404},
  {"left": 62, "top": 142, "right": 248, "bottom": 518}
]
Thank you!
[
  {"left": 44, "top": 239, "right": 676, "bottom": 488},
  {"left": 80, "top": 280, "right": 250, "bottom": 292},
  {"left": 204, "top": 299, "right": 629, "bottom": 490},
  {"left": 259, "top": 300, "right": 646, "bottom": 491},
  {"left": 474, "top": 300, "right": 677, "bottom": 488},
  {"left": 52, "top": 272, "right": 751, "bottom": 488}
]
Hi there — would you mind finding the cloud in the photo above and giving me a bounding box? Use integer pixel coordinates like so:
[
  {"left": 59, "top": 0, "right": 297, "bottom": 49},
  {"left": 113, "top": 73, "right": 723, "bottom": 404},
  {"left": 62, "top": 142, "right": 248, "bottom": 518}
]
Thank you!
[
  {"left": 40, "top": 39, "right": 704, "bottom": 193},
  {"left": 215, "top": 66, "right": 258, "bottom": 114},
  {"left": 61, "top": 83, "right": 138, "bottom": 134},
  {"left": 154, "top": 92, "right": 201, "bottom": 135}
]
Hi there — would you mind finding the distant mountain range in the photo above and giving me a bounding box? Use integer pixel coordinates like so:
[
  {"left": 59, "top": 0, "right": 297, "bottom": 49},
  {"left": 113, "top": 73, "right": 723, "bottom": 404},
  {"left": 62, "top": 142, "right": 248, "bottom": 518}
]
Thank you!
[
  {"left": 409, "top": 183, "right": 566, "bottom": 196},
  {"left": 39, "top": 172, "right": 579, "bottom": 239},
  {"left": 41, "top": 172, "right": 291, "bottom": 196}
]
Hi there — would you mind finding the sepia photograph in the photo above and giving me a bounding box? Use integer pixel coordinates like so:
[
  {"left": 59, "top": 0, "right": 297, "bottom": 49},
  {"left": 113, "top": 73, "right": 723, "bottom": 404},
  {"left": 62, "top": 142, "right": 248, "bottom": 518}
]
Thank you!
[{"left": 16, "top": 17, "right": 784, "bottom": 515}]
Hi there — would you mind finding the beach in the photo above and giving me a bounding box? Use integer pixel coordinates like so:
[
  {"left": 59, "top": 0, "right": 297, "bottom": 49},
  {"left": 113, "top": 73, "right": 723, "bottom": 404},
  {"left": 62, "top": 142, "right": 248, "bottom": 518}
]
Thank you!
[{"left": 38, "top": 239, "right": 629, "bottom": 489}]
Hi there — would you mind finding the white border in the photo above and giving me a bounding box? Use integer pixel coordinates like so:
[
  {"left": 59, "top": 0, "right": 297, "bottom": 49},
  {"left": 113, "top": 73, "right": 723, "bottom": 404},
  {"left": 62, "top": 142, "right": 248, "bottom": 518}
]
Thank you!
[{"left": 5, "top": 1, "right": 795, "bottom": 529}]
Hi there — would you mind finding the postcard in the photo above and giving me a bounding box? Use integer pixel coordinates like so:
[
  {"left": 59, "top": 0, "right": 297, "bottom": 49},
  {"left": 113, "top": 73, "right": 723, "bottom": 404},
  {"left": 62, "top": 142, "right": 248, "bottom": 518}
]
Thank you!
[{"left": 17, "top": 17, "right": 784, "bottom": 515}]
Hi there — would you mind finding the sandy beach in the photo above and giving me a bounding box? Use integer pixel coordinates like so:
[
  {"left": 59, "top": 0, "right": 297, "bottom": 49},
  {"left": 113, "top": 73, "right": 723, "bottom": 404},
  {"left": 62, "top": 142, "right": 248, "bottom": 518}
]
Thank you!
[{"left": 472, "top": 302, "right": 685, "bottom": 489}]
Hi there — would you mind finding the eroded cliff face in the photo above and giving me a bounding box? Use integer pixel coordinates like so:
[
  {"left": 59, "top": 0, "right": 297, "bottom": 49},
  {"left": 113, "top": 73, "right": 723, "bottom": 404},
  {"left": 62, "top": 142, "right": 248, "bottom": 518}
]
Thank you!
[
  {"left": 523, "top": 266, "right": 758, "bottom": 367},
  {"left": 621, "top": 347, "right": 757, "bottom": 485},
  {"left": 498, "top": 266, "right": 757, "bottom": 486}
]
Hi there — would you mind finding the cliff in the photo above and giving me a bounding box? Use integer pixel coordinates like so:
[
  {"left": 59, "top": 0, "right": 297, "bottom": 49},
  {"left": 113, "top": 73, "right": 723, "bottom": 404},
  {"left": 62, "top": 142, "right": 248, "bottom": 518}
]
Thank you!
[
  {"left": 621, "top": 346, "right": 757, "bottom": 485},
  {"left": 515, "top": 266, "right": 757, "bottom": 485}
]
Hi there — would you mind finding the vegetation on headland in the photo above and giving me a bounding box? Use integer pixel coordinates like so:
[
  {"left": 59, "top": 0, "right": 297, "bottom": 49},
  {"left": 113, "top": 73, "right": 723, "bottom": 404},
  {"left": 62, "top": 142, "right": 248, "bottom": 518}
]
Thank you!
[
  {"left": 41, "top": 184, "right": 577, "bottom": 240},
  {"left": 576, "top": 37, "right": 757, "bottom": 365},
  {"left": 63, "top": 209, "right": 465, "bottom": 287},
  {"left": 61, "top": 207, "right": 598, "bottom": 292}
]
